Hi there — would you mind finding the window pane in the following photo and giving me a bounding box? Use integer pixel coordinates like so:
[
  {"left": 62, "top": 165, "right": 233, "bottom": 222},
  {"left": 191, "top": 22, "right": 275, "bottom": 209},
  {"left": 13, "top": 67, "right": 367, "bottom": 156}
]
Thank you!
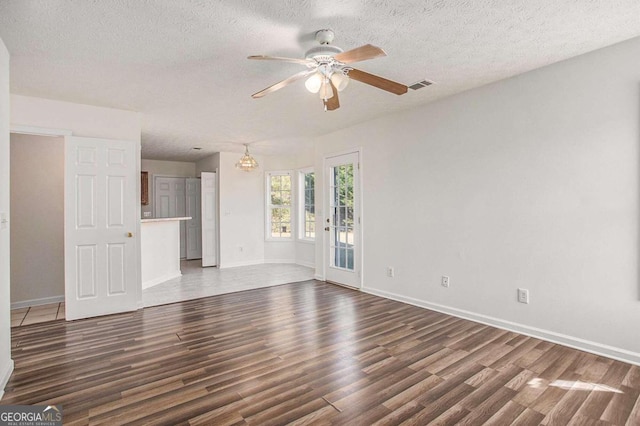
[
  {"left": 299, "top": 171, "right": 315, "bottom": 240},
  {"left": 268, "top": 173, "right": 293, "bottom": 239},
  {"left": 271, "top": 175, "right": 281, "bottom": 191},
  {"left": 282, "top": 175, "right": 291, "bottom": 190},
  {"left": 281, "top": 190, "right": 291, "bottom": 205}
]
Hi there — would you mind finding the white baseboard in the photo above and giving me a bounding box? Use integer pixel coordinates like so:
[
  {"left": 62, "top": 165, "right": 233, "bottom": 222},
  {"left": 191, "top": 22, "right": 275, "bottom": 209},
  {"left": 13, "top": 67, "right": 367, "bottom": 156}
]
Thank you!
[
  {"left": 11, "top": 295, "right": 64, "bottom": 310},
  {"left": 295, "top": 260, "right": 315, "bottom": 268},
  {"left": 362, "top": 286, "right": 640, "bottom": 367},
  {"left": 314, "top": 274, "right": 325, "bottom": 281},
  {"left": 142, "top": 271, "right": 182, "bottom": 290},
  {"left": 0, "top": 358, "right": 14, "bottom": 400},
  {"left": 263, "top": 259, "right": 295, "bottom": 264},
  {"left": 219, "top": 259, "right": 264, "bottom": 269}
]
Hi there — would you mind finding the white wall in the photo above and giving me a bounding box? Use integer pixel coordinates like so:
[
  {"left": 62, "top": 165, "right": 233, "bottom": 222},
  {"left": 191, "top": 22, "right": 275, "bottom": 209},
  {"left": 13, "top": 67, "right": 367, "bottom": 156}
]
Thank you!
[
  {"left": 314, "top": 36, "right": 640, "bottom": 364},
  {"left": 10, "top": 134, "right": 64, "bottom": 306},
  {"left": 141, "top": 159, "right": 196, "bottom": 217},
  {"left": 11, "top": 95, "right": 140, "bottom": 141},
  {"left": 217, "top": 152, "right": 265, "bottom": 268},
  {"left": 195, "top": 153, "right": 219, "bottom": 177},
  {"left": 0, "top": 37, "right": 12, "bottom": 398}
]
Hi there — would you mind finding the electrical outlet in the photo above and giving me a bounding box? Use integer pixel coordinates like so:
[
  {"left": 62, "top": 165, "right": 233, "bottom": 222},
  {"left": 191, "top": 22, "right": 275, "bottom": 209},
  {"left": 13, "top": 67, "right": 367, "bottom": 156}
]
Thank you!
[
  {"left": 238, "top": 246, "right": 244, "bottom": 252},
  {"left": 441, "top": 276, "right": 450, "bottom": 288},
  {"left": 517, "top": 288, "right": 530, "bottom": 304},
  {"left": 386, "top": 267, "right": 394, "bottom": 277}
]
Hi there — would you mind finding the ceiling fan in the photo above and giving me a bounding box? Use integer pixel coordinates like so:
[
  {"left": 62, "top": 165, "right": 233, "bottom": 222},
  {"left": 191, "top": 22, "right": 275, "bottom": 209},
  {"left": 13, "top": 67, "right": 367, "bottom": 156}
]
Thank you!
[{"left": 248, "top": 29, "right": 408, "bottom": 111}]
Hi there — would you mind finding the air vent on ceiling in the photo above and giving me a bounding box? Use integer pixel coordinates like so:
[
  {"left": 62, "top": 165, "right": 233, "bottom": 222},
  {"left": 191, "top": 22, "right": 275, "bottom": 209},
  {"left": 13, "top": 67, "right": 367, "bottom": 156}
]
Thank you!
[{"left": 409, "top": 79, "right": 434, "bottom": 90}]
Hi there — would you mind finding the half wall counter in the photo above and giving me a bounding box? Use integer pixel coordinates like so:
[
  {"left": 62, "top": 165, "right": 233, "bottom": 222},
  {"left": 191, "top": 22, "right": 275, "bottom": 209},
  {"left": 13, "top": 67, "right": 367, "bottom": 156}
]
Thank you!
[{"left": 141, "top": 216, "right": 191, "bottom": 289}]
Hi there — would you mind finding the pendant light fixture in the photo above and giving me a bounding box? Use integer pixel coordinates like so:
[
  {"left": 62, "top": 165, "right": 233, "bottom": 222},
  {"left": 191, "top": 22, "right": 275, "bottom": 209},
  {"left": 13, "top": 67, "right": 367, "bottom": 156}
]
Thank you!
[{"left": 236, "top": 144, "right": 259, "bottom": 172}]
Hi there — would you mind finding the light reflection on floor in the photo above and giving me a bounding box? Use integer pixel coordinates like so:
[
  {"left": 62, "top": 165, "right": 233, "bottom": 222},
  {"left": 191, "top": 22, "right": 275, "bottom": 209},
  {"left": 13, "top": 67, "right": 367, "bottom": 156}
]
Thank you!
[{"left": 528, "top": 378, "right": 623, "bottom": 393}]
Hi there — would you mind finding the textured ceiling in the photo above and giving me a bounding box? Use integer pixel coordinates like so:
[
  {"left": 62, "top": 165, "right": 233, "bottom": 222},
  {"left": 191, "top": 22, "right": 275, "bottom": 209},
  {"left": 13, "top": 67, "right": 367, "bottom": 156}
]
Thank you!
[{"left": 1, "top": 0, "right": 640, "bottom": 161}]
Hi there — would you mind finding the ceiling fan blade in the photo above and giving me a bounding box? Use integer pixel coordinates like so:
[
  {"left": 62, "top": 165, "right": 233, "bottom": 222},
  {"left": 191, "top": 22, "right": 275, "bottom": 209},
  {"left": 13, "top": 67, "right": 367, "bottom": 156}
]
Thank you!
[
  {"left": 323, "top": 82, "right": 340, "bottom": 111},
  {"left": 251, "top": 69, "right": 316, "bottom": 99},
  {"left": 334, "top": 44, "right": 387, "bottom": 64},
  {"left": 248, "top": 55, "right": 314, "bottom": 66},
  {"left": 347, "top": 68, "right": 408, "bottom": 95}
]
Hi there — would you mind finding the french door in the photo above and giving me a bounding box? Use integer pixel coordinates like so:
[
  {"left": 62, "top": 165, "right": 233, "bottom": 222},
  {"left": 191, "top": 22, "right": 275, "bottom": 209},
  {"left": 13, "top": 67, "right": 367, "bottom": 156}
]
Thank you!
[{"left": 324, "top": 151, "right": 361, "bottom": 288}]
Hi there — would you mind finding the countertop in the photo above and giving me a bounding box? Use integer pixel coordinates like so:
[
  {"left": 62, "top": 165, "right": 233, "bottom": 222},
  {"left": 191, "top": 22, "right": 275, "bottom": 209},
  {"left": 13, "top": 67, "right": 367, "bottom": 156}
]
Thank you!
[{"left": 141, "top": 216, "right": 192, "bottom": 223}]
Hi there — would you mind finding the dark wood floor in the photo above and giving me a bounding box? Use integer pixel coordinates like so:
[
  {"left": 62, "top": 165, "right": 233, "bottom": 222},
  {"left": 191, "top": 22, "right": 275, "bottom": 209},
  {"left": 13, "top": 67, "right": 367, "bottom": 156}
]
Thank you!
[{"left": 5, "top": 281, "right": 640, "bottom": 425}]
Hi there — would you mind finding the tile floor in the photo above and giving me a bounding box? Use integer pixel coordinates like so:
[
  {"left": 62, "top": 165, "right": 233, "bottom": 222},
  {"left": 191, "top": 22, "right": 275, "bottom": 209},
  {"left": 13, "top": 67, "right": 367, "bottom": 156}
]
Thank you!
[
  {"left": 11, "top": 262, "right": 315, "bottom": 327},
  {"left": 142, "top": 260, "right": 315, "bottom": 307},
  {"left": 11, "top": 302, "right": 65, "bottom": 327}
]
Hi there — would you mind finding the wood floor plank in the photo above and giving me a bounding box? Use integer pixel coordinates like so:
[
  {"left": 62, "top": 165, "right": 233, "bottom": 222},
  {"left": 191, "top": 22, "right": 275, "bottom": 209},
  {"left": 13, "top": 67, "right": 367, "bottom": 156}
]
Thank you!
[{"left": 5, "top": 280, "right": 637, "bottom": 425}]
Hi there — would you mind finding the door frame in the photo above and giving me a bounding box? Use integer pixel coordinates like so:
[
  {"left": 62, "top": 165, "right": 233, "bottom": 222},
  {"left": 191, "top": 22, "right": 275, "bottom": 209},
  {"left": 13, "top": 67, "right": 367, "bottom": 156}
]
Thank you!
[
  {"left": 322, "top": 147, "right": 364, "bottom": 289},
  {"left": 9, "top": 125, "right": 72, "bottom": 309}
]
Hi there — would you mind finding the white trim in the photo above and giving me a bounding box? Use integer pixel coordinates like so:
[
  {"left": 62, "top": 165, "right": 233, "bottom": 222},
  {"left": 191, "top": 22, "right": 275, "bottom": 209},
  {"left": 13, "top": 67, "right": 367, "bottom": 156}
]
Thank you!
[
  {"left": 296, "top": 260, "right": 315, "bottom": 268},
  {"left": 219, "top": 259, "right": 264, "bottom": 269},
  {"left": 264, "top": 258, "right": 296, "bottom": 264},
  {"left": 0, "top": 359, "right": 14, "bottom": 400},
  {"left": 362, "top": 286, "right": 640, "bottom": 367},
  {"left": 314, "top": 274, "right": 325, "bottom": 281},
  {"left": 10, "top": 124, "right": 72, "bottom": 137},
  {"left": 11, "top": 295, "right": 65, "bottom": 310},
  {"left": 142, "top": 271, "right": 182, "bottom": 290}
]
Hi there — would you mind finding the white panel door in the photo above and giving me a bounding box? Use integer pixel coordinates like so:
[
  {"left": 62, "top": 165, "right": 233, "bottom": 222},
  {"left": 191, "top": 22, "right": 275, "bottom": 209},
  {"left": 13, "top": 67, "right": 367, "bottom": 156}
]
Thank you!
[
  {"left": 154, "top": 177, "right": 187, "bottom": 258},
  {"left": 324, "top": 151, "right": 361, "bottom": 288},
  {"left": 186, "top": 178, "right": 202, "bottom": 260},
  {"left": 201, "top": 172, "right": 217, "bottom": 267},
  {"left": 65, "top": 137, "right": 138, "bottom": 320}
]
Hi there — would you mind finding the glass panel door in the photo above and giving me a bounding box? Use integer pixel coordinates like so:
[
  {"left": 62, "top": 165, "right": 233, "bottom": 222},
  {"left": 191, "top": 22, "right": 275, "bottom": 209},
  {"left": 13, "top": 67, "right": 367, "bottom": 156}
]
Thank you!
[
  {"left": 330, "top": 162, "right": 354, "bottom": 271},
  {"left": 325, "top": 151, "right": 360, "bottom": 288}
]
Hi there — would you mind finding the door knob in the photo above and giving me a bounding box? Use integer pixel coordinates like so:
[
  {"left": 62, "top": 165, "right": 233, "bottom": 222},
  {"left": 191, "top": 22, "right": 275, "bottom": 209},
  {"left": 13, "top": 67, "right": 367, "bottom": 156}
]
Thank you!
[
  {"left": 126, "top": 232, "right": 134, "bottom": 238},
  {"left": 324, "top": 227, "right": 330, "bottom": 231}
]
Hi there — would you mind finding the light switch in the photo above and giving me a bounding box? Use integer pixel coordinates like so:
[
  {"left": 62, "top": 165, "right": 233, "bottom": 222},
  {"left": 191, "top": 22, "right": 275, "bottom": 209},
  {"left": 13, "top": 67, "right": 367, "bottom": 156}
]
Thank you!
[{"left": 0, "top": 212, "right": 7, "bottom": 229}]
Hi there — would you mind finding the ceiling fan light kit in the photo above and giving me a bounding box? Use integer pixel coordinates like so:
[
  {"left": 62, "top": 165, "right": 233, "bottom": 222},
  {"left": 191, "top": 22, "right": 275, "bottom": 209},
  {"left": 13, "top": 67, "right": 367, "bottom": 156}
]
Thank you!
[
  {"left": 235, "top": 145, "right": 259, "bottom": 172},
  {"left": 248, "top": 29, "right": 408, "bottom": 111}
]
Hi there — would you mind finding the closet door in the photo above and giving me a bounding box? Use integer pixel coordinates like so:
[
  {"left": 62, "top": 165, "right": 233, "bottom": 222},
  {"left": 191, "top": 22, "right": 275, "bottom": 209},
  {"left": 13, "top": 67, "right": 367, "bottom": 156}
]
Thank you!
[
  {"left": 154, "top": 177, "right": 187, "bottom": 258},
  {"left": 185, "top": 178, "right": 202, "bottom": 260}
]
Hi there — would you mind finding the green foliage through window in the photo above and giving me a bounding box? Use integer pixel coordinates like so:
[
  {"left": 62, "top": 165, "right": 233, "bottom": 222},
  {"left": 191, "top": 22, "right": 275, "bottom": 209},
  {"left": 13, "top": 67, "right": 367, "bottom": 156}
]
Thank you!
[{"left": 268, "top": 173, "right": 292, "bottom": 238}]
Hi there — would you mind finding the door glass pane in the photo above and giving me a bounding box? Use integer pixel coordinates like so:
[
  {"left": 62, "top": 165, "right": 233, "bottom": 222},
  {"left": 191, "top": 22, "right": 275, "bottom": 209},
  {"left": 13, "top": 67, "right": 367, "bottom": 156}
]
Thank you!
[{"left": 330, "top": 163, "right": 355, "bottom": 271}]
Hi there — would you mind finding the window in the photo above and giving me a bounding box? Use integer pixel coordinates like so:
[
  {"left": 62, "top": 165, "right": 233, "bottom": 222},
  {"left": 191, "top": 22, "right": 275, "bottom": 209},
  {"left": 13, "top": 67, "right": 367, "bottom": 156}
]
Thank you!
[
  {"left": 266, "top": 171, "right": 292, "bottom": 239},
  {"left": 298, "top": 169, "right": 315, "bottom": 241}
]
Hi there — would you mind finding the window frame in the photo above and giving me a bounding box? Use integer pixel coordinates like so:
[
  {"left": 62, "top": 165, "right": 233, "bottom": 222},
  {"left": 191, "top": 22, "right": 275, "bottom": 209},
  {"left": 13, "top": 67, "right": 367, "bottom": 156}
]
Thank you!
[
  {"left": 265, "top": 170, "right": 294, "bottom": 241},
  {"left": 297, "top": 167, "right": 316, "bottom": 243}
]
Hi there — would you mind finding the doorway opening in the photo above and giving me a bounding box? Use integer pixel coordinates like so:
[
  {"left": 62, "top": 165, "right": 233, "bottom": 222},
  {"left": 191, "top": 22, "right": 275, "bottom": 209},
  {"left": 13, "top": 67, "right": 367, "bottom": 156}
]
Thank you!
[{"left": 10, "top": 132, "right": 65, "bottom": 326}]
